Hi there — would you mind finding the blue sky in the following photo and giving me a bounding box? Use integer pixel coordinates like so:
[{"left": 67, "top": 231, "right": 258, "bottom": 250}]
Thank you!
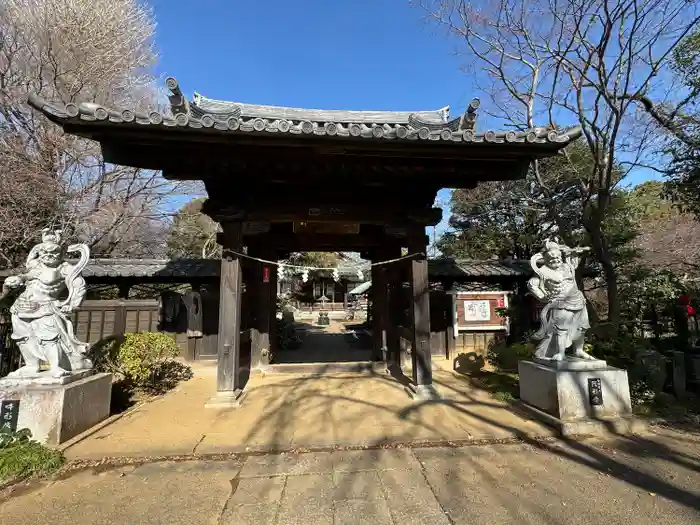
[{"left": 148, "top": 0, "right": 657, "bottom": 245}]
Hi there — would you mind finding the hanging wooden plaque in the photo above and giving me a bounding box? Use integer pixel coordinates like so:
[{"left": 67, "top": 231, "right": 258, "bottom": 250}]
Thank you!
[{"left": 293, "top": 221, "right": 360, "bottom": 234}]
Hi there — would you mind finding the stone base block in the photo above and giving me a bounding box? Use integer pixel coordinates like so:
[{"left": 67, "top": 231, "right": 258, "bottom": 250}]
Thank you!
[
  {"left": 403, "top": 383, "right": 442, "bottom": 401},
  {"left": 410, "top": 384, "right": 441, "bottom": 401},
  {"left": 518, "top": 359, "right": 633, "bottom": 434},
  {"left": 0, "top": 372, "right": 112, "bottom": 445},
  {"left": 205, "top": 389, "right": 246, "bottom": 409},
  {"left": 515, "top": 401, "right": 646, "bottom": 436},
  {"left": 532, "top": 356, "right": 609, "bottom": 371}
]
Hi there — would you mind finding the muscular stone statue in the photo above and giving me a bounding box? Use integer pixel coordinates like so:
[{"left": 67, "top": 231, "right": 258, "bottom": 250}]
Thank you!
[
  {"left": 528, "top": 238, "right": 595, "bottom": 361},
  {"left": 1, "top": 229, "right": 91, "bottom": 378}
]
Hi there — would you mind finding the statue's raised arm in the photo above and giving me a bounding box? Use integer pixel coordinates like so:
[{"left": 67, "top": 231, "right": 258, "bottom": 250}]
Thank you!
[
  {"left": 61, "top": 244, "right": 90, "bottom": 313},
  {"left": 560, "top": 242, "right": 590, "bottom": 269}
]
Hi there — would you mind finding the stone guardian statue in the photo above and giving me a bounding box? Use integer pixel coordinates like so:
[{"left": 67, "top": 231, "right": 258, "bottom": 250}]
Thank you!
[
  {"left": 1, "top": 229, "right": 91, "bottom": 378},
  {"left": 527, "top": 238, "right": 595, "bottom": 361}
]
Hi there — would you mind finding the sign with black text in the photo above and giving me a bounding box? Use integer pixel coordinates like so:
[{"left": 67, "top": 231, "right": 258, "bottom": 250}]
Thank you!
[
  {"left": 0, "top": 400, "right": 20, "bottom": 432},
  {"left": 588, "top": 378, "right": 603, "bottom": 406}
]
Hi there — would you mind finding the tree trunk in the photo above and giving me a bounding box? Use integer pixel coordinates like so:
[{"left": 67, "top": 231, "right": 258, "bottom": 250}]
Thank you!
[
  {"left": 602, "top": 259, "right": 620, "bottom": 325},
  {"left": 587, "top": 219, "right": 621, "bottom": 334}
]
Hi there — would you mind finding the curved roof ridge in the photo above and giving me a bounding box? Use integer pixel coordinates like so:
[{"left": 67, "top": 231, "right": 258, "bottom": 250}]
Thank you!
[
  {"left": 191, "top": 91, "right": 451, "bottom": 124},
  {"left": 26, "top": 78, "right": 583, "bottom": 148}
]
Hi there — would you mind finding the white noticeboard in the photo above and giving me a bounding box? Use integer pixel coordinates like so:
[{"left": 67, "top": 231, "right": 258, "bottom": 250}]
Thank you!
[{"left": 464, "top": 300, "right": 491, "bottom": 322}]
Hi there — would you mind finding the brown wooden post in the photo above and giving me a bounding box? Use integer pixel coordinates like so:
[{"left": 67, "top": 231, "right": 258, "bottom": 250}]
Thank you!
[
  {"left": 386, "top": 267, "right": 402, "bottom": 371},
  {"left": 408, "top": 230, "right": 438, "bottom": 398},
  {"left": 249, "top": 244, "right": 273, "bottom": 371},
  {"left": 370, "top": 253, "right": 386, "bottom": 362},
  {"left": 267, "top": 256, "right": 279, "bottom": 364},
  {"left": 246, "top": 245, "right": 262, "bottom": 370},
  {"left": 444, "top": 279, "right": 456, "bottom": 361},
  {"left": 373, "top": 257, "right": 388, "bottom": 364},
  {"left": 207, "top": 222, "right": 245, "bottom": 407},
  {"left": 114, "top": 300, "right": 127, "bottom": 335},
  {"left": 183, "top": 288, "right": 203, "bottom": 362},
  {"left": 117, "top": 281, "right": 132, "bottom": 300}
]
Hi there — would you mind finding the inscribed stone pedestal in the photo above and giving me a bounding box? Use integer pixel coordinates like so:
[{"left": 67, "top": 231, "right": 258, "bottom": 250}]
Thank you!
[
  {"left": 518, "top": 358, "right": 635, "bottom": 436},
  {"left": 0, "top": 372, "right": 112, "bottom": 445}
]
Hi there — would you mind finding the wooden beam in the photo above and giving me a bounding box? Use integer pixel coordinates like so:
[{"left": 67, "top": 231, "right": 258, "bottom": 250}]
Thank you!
[
  {"left": 205, "top": 203, "right": 443, "bottom": 226},
  {"left": 244, "top": 232, "right": 424, "bottom": 252},
  {"left": 93, "top": 130, "right": 542, "bottom": 166}
]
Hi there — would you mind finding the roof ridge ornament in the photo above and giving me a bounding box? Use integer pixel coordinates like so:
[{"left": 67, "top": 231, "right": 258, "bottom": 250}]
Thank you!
[
  {"left": 166, "top": 77, "right": 189, "bottom": 117},
  {"left": 408, "top": 98, "right": 480, "bottom": 132}
]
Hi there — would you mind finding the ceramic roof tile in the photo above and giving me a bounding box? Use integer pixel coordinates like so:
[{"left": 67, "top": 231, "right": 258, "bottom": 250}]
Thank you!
[{"left": 26, "top": 77, "right": 583, "bottom": 147}]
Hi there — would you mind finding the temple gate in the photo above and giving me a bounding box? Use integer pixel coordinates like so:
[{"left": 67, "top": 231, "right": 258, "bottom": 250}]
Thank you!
[{"left": 28, "top": 78, "right": 580, "bottom": 405}]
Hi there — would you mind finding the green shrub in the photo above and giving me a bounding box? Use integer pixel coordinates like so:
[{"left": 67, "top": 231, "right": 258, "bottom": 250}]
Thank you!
[
  {"left": 90, "top": 332, "right": 191, "bottom": 391},
  {"left": 586, "top": 335, "right": 654, "bottom": 368},
  {"left": 486, "top": 341, "right": 536, "bottom": 371},
  {"left": 0, "top": 427, "right": 64, "bottom": 483},
  {"left": 587, "top": 335, "right": 674, "bottom": 407}
]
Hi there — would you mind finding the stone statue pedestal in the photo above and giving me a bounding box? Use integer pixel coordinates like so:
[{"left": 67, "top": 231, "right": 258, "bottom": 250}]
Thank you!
[
  {"left": 0, "top": 371, "right": 112, "bottom": 445},
  {"left": 518, "top": 358, "right": 640, "bottom": 436}
]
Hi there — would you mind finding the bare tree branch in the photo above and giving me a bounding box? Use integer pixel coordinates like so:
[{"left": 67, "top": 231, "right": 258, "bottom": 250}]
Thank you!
[{"left": 0, "top": 0, "right": 203, "bottom": 267}]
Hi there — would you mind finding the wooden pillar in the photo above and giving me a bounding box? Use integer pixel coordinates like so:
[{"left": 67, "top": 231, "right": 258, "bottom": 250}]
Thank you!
[
  {"left": 207, "top": 223, "right": 244, "bottom": 407},
  {"left": 444, "top": 279, "right": 456, "bottom": 361},
  {"left": 117, "top": 281, "right": 132, "bottom": 299},
  {"left": 385, "top": 244, "right": 403, "bottom": 371},
  {"left": 269, "top": 256, "right": 278, "bottom": 363},
  {"left": 371, "top": 253, "right": 390, "bottom": 363},
  {"left": 249, "top": 245, "right": 273, "bottom": 370},
  {"left": 408, "top": 231, "right": 438, "bottom": 398},
  {"left": 184, "top": 288, "right": 203, "bottom": 362},
  {"left": 370, "top": 255, "right": 387, "bottom": 362}
]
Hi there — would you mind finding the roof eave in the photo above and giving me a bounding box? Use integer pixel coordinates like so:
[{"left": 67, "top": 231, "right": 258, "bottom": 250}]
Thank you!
[
  {"left": 27, "top": 77, "right": 581, "bottom": 150},
  {"left": 27, "top": 93, "right": 581, "bottom": 151}
]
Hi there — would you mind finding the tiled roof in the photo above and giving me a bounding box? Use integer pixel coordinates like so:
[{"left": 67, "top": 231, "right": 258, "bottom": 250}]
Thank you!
[
  {"left": 0, "top": 259, "right": 220, "bottom": 280},
  {"left": 84, "top": 258, "right": 220, "bottom": 278},
  {"left": 27, "top": 77, "right": 583, "bottom": 147},
  {"left": 429, "top": 258, "right": 532, "bottom": 278},
  {"left": 0, "top": 258, "right": 534, "bottom": 281}
]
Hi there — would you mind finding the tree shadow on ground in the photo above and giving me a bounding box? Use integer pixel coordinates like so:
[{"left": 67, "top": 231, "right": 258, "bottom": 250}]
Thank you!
[
  {"left": 229, "top": 363, "right": 700, "bottom": 517},
  {"left": 450, "top": 364, "right": 520, "bottom": 401}
]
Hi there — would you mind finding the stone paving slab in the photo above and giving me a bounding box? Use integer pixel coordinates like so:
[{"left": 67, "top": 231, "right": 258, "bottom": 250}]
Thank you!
[{"left": 2, "top": 428, "right": 700, "bottom": 525}]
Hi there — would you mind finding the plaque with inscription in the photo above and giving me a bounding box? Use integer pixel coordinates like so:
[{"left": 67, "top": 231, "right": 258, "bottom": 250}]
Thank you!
[
  {"left": 293, "top": 221, "right": 359, "bottom": 234},
  {"left": 588, "top": 378, "right": 603, "bottom": 406},
  {"left": 464, "top": 300, "right": 491, "bottom": 322},
  {"left": 0, "top": 400, "right": 20, "bottom": 432}
]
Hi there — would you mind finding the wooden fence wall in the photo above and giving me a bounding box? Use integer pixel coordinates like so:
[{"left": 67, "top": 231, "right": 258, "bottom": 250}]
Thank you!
[{"left": 73, "top": 299, "right": 160, "bottom": 344}]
